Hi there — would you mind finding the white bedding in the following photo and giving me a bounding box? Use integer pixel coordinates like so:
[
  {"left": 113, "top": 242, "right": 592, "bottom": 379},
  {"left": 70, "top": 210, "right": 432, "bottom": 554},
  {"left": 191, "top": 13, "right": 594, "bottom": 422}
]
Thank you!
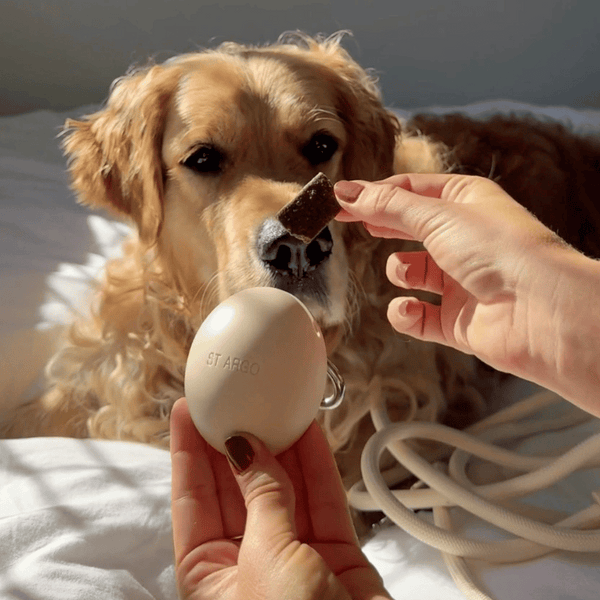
[
  {"left": 1, "top": 103, "right": 600, "bottom": 599},
  {"left": 0, "top": 438, "right": 175, "bottom": 599},
  {"left": 1, "top": 398, "right": 599, "bottom": 599}
]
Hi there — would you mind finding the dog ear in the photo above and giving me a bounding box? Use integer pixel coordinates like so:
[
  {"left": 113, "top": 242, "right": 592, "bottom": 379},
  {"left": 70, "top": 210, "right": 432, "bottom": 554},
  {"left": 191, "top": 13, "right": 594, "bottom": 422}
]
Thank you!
[
  {"left": 61, "top": 64, "right": 181, "bottom": 244},
  {"left": 308, "top": 37, "right": 400, "bottom": 181}
]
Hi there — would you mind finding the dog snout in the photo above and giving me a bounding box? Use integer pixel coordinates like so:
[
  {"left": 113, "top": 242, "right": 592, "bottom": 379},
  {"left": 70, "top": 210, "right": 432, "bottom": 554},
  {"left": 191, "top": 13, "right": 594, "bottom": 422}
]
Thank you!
[{"left": 256, "top": 218, "right": 333, "bottom": 278}]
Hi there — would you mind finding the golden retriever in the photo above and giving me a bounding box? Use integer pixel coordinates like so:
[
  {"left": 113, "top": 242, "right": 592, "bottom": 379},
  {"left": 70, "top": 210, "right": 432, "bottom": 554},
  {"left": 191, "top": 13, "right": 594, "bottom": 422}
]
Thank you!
[{"left": 5, "top": 33, "right": 600, "bottom": 494}]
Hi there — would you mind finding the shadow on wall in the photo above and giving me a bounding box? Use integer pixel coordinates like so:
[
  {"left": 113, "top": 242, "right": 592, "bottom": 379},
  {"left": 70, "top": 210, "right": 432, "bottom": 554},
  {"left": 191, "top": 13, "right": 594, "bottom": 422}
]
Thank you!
[{"left": 1, "top": 0, "right": 599, "bottom": 114}]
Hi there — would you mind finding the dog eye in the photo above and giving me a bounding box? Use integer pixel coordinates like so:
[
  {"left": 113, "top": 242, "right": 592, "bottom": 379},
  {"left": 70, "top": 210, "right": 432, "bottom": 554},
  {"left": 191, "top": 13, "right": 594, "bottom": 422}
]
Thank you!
[
  {"left": 182, "top": 146, "right": 223, "bottom": 174},
  {"left": 302, "top": 133, "right": 339, "bottom": 166}
]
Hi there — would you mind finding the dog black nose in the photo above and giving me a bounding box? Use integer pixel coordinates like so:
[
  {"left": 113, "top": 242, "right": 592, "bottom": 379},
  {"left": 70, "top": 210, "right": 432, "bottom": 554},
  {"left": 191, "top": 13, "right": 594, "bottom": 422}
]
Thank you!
[{"left": 256, "top": 218, "right": 333, "bottom": 278}]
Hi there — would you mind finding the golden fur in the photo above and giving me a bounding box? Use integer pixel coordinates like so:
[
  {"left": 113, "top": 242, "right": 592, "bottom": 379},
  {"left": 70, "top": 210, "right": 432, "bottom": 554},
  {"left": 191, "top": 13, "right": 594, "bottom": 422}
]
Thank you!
[{"left": 5, "top": 33, "right": 599, "bottom": 494}]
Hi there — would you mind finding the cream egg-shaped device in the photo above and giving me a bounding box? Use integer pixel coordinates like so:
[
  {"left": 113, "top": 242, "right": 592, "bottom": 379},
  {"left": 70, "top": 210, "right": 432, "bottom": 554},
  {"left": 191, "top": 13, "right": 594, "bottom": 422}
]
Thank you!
[{"left": 184, "top": 287, "right": 328, "bottom": 454}]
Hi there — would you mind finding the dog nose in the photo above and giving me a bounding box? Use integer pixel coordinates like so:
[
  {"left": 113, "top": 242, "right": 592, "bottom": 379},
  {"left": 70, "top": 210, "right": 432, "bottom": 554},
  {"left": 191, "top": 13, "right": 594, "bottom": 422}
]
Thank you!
[{"left": 256, "top": 218, "right": 333, "bottom": 278}]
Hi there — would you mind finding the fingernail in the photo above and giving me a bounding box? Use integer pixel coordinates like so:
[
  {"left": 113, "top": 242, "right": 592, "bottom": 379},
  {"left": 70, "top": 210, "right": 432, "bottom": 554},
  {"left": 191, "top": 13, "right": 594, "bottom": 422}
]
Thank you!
[
  {"left": 396, "top": 262, "right": 409, "bottom": 281},
  {"left": 334, "top": 180, "right": 364, "bottom": 203},
  {"left": 224, "top": 435, "right": 255, "bottom": 473},
  {"left": 398, "top": 298, "right": 418, "bottom": 317},
  {"left": 397, "top": 298, "right": 409, "bottom": 317}
]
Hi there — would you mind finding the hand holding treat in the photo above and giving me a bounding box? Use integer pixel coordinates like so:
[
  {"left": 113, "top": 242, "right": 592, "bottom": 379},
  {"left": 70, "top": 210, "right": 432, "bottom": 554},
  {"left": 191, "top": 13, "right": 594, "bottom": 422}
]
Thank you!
[{"left": 334, "top": 172, "right": 600, "bottom": 419}]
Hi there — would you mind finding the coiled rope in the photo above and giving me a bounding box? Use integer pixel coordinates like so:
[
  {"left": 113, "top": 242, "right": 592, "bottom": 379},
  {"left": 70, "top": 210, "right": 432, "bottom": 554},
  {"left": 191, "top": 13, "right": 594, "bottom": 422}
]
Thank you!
[{"left": 349, "top": 386, "right": 600, "bottom": 600}]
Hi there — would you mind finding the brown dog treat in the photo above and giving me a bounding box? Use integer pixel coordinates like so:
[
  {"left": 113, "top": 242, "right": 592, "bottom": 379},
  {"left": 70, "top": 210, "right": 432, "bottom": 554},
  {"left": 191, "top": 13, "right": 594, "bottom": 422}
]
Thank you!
[{"left": 276, "top": 172, "right": 341, "bottom": 244}]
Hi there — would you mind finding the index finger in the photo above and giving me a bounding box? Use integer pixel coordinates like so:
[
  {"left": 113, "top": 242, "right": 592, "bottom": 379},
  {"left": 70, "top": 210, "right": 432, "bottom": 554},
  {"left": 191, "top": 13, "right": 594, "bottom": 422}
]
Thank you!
[
  {"left": 333, "top": 173, "right": 461, "bottom": 240},
  {"left": 294, "top": 421, "right": 358, "bottom": 545},
  {"left": 170, "top": 397, "right": 224, "bottom": 564}
]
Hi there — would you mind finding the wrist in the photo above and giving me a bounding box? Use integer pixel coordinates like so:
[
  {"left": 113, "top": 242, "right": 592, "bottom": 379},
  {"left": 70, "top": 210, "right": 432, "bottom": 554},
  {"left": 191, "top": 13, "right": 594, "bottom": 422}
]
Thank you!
[{"left": 524, "top": 244, "right": 600, "bottom": 416}]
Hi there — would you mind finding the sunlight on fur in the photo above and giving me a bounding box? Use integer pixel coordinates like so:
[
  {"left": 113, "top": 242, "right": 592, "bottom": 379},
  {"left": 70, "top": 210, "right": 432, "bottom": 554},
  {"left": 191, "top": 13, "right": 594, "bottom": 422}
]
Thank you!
[{"left": 5, "top": 32, "right": 488, "bottom": 494}]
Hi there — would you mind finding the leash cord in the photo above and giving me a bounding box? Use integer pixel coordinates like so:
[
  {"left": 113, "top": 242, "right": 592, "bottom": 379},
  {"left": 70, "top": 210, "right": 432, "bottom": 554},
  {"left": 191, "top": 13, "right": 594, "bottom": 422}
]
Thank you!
[{"left": 349, "top": 387, "right": 600, "bottom": 600}]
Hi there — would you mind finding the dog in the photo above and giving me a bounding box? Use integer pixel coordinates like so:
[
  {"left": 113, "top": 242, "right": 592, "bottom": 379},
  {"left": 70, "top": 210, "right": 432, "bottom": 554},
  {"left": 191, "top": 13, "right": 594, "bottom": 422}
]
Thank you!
[{"left": 5, "top": 33, "right": 600, "bottom": 494}]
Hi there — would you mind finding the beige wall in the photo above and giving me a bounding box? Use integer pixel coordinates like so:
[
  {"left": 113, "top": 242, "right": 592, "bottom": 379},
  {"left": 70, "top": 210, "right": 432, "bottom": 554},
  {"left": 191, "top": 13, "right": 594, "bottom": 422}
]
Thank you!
[{"left": 1, "top": 0, "right": 599, "bottom": 115}]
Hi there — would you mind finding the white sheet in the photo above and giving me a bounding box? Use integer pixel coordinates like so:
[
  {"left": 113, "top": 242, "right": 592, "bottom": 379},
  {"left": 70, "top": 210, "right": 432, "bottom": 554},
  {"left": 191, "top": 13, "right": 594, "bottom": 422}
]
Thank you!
[
  {"left": 1, "top": 102, "right": 600, "bottom": 599},
  {"left": 0, "top": 438, "right": 175, "bottom": 599}
]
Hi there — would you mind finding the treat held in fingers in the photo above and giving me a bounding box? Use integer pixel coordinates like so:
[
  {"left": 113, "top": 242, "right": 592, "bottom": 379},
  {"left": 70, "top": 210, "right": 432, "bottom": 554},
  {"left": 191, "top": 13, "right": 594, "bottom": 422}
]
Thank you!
[{"left": 277, "top": 172, "right": 341, "bottom": 244}]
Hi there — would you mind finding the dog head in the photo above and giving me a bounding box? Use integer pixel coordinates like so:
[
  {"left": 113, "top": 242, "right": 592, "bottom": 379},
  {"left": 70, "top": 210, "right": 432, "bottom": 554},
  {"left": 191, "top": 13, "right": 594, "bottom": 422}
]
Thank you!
[{"left": 62, "top": 34, "right": 399, "bottom": 343}]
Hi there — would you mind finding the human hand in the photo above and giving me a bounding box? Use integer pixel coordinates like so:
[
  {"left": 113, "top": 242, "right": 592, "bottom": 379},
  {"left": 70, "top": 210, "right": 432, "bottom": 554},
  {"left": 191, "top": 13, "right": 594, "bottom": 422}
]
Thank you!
[
  {"left": 170, "top": 397, "right": 392, "bottom": 600},
  {"left": 333, "top": 173, "right": 582, "bottom": 385}
]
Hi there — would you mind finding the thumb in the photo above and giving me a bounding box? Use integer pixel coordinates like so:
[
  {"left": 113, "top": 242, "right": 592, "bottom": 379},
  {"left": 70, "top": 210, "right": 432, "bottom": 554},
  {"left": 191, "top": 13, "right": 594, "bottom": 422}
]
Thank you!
[{"left": 224, "top": 434, "right": 297, "bottom": 549}]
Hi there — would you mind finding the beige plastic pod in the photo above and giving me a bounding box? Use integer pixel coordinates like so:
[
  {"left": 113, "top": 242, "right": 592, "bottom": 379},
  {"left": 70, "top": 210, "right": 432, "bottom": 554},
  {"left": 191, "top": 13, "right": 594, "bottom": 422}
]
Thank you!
[{"left": 184, "top": 287, "right": 328, "bottom": 454}]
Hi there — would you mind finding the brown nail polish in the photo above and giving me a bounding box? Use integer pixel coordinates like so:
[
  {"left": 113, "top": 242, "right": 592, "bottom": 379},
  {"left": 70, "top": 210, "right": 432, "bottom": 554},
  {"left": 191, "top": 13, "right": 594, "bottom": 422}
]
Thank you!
[{"left": 224, "top": 435, "right": 255, "bottom": 472}]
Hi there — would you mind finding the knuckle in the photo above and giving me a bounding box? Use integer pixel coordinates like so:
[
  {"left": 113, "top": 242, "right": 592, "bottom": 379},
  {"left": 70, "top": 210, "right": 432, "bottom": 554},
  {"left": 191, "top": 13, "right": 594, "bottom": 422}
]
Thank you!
[
  {"left": 445, "top": 174, "right": 501, "bottom": 200},
  {"left": 243, "top": 472, "right": 292, "bottom": 507},
  {"left": 369, "top": 183, "right": 400, "bottom": 219},
  {"left": 375, "top": 185, "right": 397, "bottom": 214}
]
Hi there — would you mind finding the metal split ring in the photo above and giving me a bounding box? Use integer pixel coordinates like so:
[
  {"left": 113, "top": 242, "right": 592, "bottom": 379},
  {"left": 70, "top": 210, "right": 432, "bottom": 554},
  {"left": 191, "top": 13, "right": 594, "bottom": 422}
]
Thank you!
[{"left": 319, "top": 360, "right": 345, "bottom": 410}]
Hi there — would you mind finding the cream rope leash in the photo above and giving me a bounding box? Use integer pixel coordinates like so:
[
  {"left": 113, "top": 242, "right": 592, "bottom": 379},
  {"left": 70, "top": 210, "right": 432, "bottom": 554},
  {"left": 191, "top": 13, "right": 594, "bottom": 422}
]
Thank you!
[{"left": 349, "top": 388, "right": 600, "bottom": 600}]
